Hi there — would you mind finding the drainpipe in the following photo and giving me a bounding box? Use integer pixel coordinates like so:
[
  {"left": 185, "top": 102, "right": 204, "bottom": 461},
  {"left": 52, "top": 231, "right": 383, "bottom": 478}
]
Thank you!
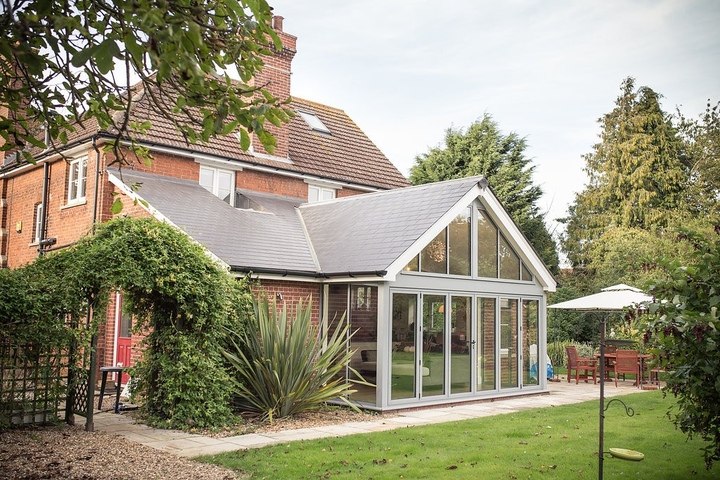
[
  {"left": 37, "top": 161, "right": 50, "bottom": 256},
  {"left": 91, "top": 135, "right": 101, "bottom": 232}
]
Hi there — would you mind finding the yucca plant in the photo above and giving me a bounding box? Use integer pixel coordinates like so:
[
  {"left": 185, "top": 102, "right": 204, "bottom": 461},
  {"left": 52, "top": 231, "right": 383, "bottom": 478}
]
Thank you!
[{"left": 222, "top": 296, "right": 367, "bottom": 421}]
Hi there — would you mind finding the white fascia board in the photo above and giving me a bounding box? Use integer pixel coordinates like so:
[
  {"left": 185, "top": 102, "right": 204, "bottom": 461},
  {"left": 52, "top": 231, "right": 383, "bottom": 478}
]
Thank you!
[
  {"left": 384, "top": 184, "right": 484, "bottom": 282},
  {"left": 0, "top": 141, "right": 95, "bottom": 179},
  {"left": 107, "top": 171, "right": 230, "bottom": 271},
  {"left": 479, "top": 189, "right": 557, "bottom": 292}
]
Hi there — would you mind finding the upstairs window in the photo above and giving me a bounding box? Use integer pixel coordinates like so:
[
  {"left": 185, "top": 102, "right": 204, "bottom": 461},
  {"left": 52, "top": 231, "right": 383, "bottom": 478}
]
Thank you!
[
  {"left": 67, "top": 157, "right": 87, "bottom": 204},
  {"left": 33, "top": 203, "right": 44, "bottom": 244},
  {"left": 199, "top": 166, "right": 234, "bottom": 205},
  {"left": 308, "top": 185, "right": 336, "bottom": 203}
]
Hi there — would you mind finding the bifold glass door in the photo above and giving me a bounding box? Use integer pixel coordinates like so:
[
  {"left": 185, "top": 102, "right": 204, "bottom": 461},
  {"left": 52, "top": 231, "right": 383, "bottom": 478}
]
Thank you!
[{"left": 391, "top": 292, "right": 538, "bottom": 402}]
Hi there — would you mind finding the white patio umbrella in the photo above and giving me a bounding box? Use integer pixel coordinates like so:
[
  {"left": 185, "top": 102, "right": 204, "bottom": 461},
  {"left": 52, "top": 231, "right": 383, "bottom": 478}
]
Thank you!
[{"left": 548, "top": 284, "right": 653, "bottom": 480}]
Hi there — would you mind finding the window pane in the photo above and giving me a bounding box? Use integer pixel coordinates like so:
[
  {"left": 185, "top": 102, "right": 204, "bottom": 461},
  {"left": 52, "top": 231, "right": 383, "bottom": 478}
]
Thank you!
[
  {"left": 477, "top": 297, "right": 496, "bottom": 391},
  {"left": 350, "top": 285, "right": 377, "bottom": 405},
  {"left": 308, "top": 186, "right": 319, "bottom": 203},
  {"left": 321, "top": 188, "right": 335, "bottom": 201},
  {"left": 500, "top": 298, "right": 518, "bottom": 388},
  {"left": 78, "top": 159, "right": 87, "bottom": 198},
  {"left": 34, "top": 203, "right": 43, "bottom": 243},
  {"left": 499, "top": 235, "right": 520, "bottom": 280},
  {"left": 69, "top": 161, "right": 79, "bottom": 201},
  {"left": 521, "top": 263, "right": 533, "bottom": 282},
  {"left": 449, "top": 207, "right": 471, "bottom": 275},
  {"left": 199, "top": 167, "right": 214, "bottom": 192},
  {"left": 522, "top": 300, "right": 540, "bottom": 386},
  {"left": 391, "top": 293, "right": 417, "bottom": 400},
  {"left": 420, "top": 230, "right": 446, "bottom": 274},
  {"left": 422, "top": 294, "right": 445, "bottom": 397},
  {"left": 450, "top": 296, "right": 471, "bottom": 394},
  {"left": 404, "top": 255, "right": 419, "bottom": 272},
  {"left": 217, "top": 170, "right": 233, "bottom": 204},
  {"left": 477, "top": 211, "right": 498, "bottom": 278}
]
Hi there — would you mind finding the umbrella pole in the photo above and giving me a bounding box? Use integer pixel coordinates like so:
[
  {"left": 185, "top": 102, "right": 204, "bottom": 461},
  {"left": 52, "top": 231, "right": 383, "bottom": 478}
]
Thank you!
[{"left": 599, "top": 315, "right": 606, "bottom": 480}]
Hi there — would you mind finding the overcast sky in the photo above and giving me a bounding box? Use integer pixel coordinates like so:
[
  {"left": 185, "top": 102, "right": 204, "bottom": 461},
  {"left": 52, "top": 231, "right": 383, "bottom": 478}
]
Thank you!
[{"left": 270, "top": 0, "right": 720, "bottom": 236}]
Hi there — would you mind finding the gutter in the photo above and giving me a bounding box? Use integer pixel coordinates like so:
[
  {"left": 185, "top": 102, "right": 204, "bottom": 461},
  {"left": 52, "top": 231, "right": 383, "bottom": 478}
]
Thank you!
[{"left": 231, "top": 265, "right": 387, "bottom": 279}]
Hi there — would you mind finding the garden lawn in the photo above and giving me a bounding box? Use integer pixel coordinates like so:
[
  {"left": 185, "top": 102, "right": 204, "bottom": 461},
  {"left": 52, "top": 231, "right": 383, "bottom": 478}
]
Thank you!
[{"left": 200, "top": 391, "right": 714, "bottom": 479}]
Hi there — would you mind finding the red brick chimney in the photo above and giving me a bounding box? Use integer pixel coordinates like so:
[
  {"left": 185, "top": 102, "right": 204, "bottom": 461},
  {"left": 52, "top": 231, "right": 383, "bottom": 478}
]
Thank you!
[{"left": 251, "top": 15, "right": 296, "bottom": 160}]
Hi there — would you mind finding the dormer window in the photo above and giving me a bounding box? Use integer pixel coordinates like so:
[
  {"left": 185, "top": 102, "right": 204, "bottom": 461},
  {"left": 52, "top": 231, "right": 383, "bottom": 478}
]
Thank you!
[
  {"left": 298, "top": 110, "right": 331, "bottom": 134},
  {"left": 199, "top": 165, "right": 234, "bottom": 205},
  {"left": 308, "top": 184, "right": 336, "bottom": 203}
]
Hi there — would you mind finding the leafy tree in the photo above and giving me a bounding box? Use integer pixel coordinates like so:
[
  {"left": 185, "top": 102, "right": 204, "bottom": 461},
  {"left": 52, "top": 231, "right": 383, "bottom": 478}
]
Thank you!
[
  {"left": 645, "top": 226, "right": 720, "bottom": 469},
  {"left": 562, "top": 77, "right": 687, "bottom": 266},
  {"left": 409, "top": 114, "right": 559, "bottom": 272},
  {"left": 0, "top": 0, "right": 290, "bottom": 164},
  {"left": 677, "top": 100, "right": 720, "bottom": 217}
]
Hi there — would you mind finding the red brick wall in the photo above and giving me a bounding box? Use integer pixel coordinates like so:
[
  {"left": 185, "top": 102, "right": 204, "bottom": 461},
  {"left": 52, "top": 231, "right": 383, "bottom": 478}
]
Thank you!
[
  {"left": 2, "top": 148, "right": 103, "bottom": 268},
  {"left": 251, "top": 279, "right": 322, "bottom": 323}
]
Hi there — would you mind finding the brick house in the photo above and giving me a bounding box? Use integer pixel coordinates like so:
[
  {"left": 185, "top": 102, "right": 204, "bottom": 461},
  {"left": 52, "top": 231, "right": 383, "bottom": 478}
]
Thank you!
[{"left": 0, "top": 16, "right": 556, "bottom": 411}]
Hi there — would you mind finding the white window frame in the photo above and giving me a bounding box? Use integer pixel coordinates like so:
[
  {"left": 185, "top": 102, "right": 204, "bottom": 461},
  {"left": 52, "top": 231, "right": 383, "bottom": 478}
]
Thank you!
[
  {"left": 308, "top": 184, "right": 336, "bottom": 203},
  {"left": 67, "top": 157, "right": 87, "bottom": 204},
  {"left": 199, "top": 165, "right": 235, "bottom": 206},
  {"left": 33, "top": 203, "right": 44, "bottom": 244}
]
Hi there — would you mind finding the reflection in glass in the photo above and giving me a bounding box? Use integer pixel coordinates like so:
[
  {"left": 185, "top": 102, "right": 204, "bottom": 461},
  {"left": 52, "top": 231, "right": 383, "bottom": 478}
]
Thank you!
[
  {"left": 522, "top": 300, "right": 540, "bottom": 386},
  {"left": 449, "top": 207, "right": 471, "bottom": 276},
  {"left": 422, "top": 294, "right": 446, "bottom": 397},
  {"left": 391, "top": 293, "right": 417, "bottom": 400},
  {"left": 477, "top": 297, "right": 496, "bottom": 390},
  {"left": 421, "top": 230, "right": 446, "bottom": 274},
  {"left": 499, "top": 235, "right": 520, "bottom": 280},
  {"left": 450, "top": 296, "right": 471, "bottom": 394},
  {"left": 500, "top": 298, "right": 518, "bottom": 388},
  {"left": 477, "top": 211, "right": 498, "bottom": 278}
]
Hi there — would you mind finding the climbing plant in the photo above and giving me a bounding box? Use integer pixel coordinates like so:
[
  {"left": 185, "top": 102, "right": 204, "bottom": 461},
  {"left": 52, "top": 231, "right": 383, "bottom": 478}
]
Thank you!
[{"left": 1, "top": 217, "right": 254, "bottom": 429}]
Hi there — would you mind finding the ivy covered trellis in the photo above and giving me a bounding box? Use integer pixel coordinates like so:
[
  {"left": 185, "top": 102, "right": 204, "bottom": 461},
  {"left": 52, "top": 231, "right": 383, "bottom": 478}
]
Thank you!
[{"left": 0, "top": 217, "right": 253, "bottom": 430}]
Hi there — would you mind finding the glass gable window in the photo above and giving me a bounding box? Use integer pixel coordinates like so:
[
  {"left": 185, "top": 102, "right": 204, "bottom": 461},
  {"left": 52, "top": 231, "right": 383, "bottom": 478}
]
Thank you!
[
  {"left": 403, "top": 201, "right": 533, "bottom": 282},
  {"left": 199, "top": 165, "right": 234, "bottom": 205}
]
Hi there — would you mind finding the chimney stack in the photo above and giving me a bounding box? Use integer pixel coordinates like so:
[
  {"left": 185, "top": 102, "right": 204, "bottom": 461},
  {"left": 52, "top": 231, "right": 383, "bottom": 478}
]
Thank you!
[{"left": 252, "top": 15, "right": 296, "bottom": 160}]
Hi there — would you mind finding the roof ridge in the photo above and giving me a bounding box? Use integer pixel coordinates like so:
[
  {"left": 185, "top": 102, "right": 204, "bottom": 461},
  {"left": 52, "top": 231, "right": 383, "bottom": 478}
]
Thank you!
[{"left": 298, "top": 175, "right": 487, "bottom": 209}]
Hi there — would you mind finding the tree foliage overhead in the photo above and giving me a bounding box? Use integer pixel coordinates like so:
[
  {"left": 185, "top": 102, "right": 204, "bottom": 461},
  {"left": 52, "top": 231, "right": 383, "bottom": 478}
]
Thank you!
[
  {"left": 562, "top": 77, "right": 687, "bottom": 266},
  {"left": 409, "top": 114, "right": 559, "bottom": 272},
  {"left": 0, "top": 0, "right": 290, "bottom": 164}
]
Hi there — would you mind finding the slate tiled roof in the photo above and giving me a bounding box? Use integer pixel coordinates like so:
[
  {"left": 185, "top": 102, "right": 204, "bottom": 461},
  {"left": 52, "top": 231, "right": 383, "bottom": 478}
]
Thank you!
[
  {"left": 109, "top": 169, "right": 484, "bottom": 277},
  {"left": 299, "top": 177, "right": 484, "bottom": 275},
  {"left": 108, "top": 169, "right": 317, "bottom": 273}
]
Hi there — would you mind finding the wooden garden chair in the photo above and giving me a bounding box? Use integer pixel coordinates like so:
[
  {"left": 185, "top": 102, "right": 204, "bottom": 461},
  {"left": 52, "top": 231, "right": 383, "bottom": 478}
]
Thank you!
[{"left": 565, "top": 345, "right": 598, "bottom": 384}]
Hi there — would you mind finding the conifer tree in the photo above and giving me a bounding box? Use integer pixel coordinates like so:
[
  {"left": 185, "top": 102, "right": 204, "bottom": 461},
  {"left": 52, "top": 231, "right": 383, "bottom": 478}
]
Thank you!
[{"left": 410, "top": 114, "right": 559, "bottom": 272}]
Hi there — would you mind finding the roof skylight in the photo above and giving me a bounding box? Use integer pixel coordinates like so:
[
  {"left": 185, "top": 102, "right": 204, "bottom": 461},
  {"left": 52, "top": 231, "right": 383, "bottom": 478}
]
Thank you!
[{"left": 298, "top": 110, "right": 331, "bottom": 134}]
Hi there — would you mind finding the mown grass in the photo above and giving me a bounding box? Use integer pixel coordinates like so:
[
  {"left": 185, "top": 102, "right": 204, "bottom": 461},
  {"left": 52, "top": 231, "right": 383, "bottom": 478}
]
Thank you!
[{"left": 200, "top": 391, "right": 714, "bottom": 479}]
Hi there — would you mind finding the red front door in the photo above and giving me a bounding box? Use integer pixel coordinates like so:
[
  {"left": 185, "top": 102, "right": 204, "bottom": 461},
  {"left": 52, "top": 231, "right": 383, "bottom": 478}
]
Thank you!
[{"left": 116, "top": 295, "right": 133, "bottom": 377}]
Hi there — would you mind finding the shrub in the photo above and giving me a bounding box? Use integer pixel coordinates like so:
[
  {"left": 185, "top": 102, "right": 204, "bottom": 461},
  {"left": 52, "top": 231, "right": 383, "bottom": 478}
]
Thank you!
[
  {"left": 645, "top": 227, "right": 720, "bottom": 469},
  {"left": 223, "top": 296, "right": 364, "bottom": 421}
]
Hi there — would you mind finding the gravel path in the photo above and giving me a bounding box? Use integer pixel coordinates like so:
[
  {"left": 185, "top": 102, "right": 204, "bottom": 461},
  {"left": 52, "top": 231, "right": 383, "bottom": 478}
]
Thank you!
[{"left": 0, "top": 424, "right": 241, "bottom": 480}]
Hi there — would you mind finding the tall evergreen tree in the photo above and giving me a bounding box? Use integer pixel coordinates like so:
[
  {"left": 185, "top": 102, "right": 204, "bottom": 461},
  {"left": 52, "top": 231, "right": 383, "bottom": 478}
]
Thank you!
[
  {"left": 410, "top": 114, "right": 559, "bottom": 273},
  {"left": 677, "top": 100, "right": 720, "bottom": 217},
  {"left": 562, "top": 77, "right": 687, "bottom": 266}
]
